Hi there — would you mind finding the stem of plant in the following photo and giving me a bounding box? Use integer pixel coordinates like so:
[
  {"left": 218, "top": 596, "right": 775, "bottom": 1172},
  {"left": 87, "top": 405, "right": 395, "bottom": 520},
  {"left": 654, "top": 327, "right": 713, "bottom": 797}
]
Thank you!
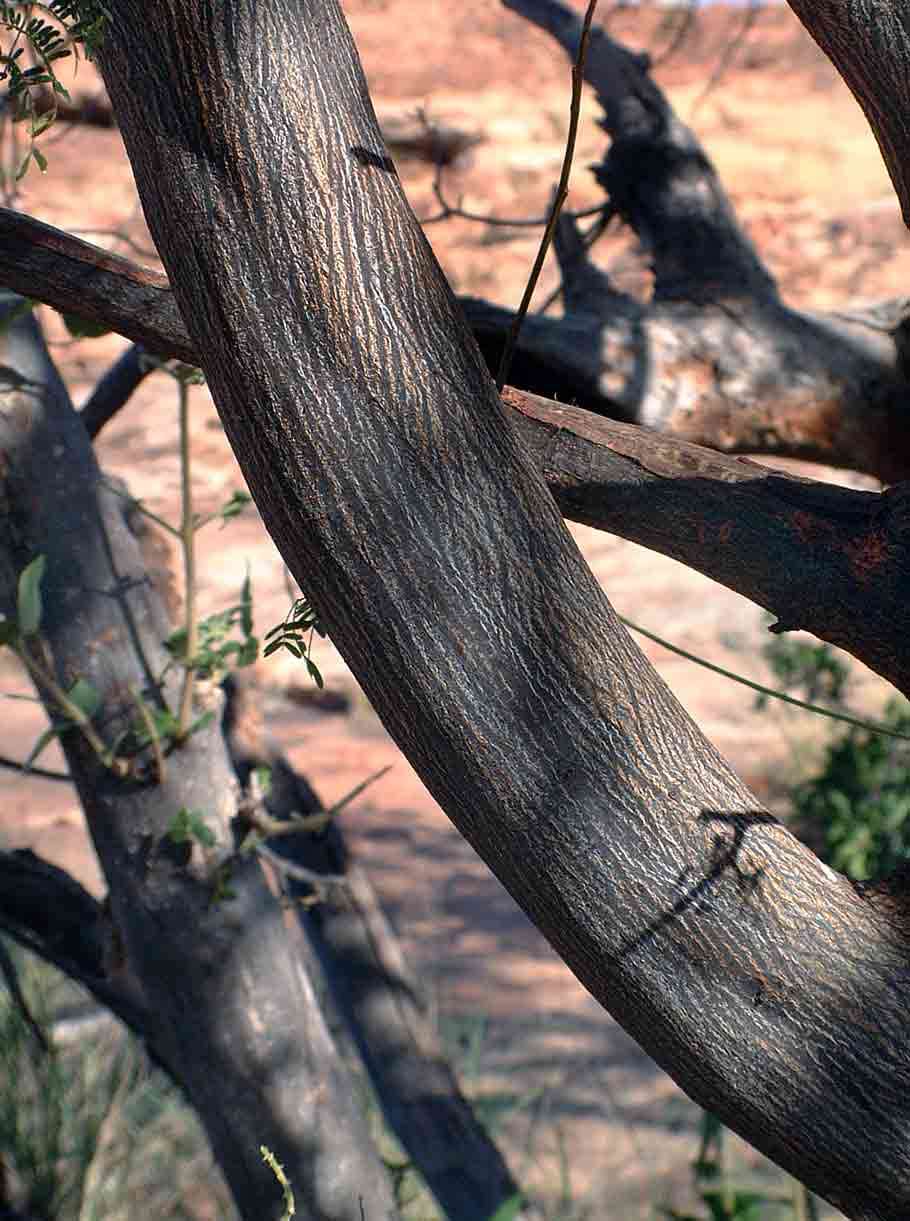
[
  {"left": 17, "top": 645, "right": 127, "bottom": 776},
  {"left": 177, "top": 373, "right": 197, "bottom": 738},
  {"left": 495, "top": 0, "right": 599, "bottom": 391}
]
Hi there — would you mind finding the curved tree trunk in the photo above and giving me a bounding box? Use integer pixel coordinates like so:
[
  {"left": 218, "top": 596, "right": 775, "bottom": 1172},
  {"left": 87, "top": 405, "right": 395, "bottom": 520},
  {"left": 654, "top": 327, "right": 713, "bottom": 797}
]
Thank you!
[
  {"left": 0, "top": 299, "right": 398, "bottom": 1221},
  {"left": 73, "top": 1, "right": 910, "bottom": 1217}
]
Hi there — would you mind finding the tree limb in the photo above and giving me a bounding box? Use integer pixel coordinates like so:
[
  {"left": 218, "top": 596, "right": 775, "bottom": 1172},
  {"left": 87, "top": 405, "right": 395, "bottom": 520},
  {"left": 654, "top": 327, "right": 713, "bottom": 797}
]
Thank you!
[
  {"left": 223, "top": 675, "right": 527, "bottom": 1221},
  {"left": 96, "top": 2, "right": 910, "bottom": 1216},
  {"left": 461, "top": 0, "right": 910, "bottom": 483},
  {"left": 4, "top": 208, "right": 908, "bottom": 694}
]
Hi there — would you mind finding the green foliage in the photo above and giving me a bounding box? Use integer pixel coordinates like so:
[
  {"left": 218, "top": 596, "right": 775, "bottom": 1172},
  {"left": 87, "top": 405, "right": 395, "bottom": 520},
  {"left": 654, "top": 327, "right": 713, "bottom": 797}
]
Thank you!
[
  {"left": 664, "top": 1112, "right": 809, "bottom": 1221},
  {"left": 166, "top": 574, "right": 258, "bottom": 680},
  {"left": 166, "top": 807, "right": 217, "bottom": 850},
  {"left": 791, "top": 699, "right": 910, "bottom": 879},
  {"left": 16, "top": 552, "right": 45, "bottom": 637},
  {"left": 761, "top": 632, "right": 910, "bottom": 880},
  {"left": 264, "top": 595, "right": 325, "bottom": 687},
  {"left": 0, "top": 2, "right": 109, "bottom": 177},
  {"left": 0, "top": 940, "right": 236, "bottom": 1220},
  {"left": 758, "top": 635, "right": 850, "bottom": 708}
]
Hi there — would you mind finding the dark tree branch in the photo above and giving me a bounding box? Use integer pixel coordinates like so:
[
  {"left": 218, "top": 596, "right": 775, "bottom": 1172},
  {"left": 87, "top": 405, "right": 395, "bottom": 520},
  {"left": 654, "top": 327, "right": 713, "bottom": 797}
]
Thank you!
[
  {"left": 505, "top": 386, "right": 910, "bottom": 697},
  {"left": 95, "top": 2, "right": 910, "bottom": 1216},
  {"left": 0, "top": 210, "right": 193, "bottom": 363},
  {"left": 504, "top": 0, "right": 775, "bottom": 301},
  {"left": 2, "top": 209, "right": 908, "bottom": 696},
  {"left": 459, "top": 0, "right": 910, "bottom": 483},
  {"left": 0, "top": 848, "right": 154, "bottom": 1049},
  {"left": 79, "top": 344, "right": 151, "bottom": 439}
]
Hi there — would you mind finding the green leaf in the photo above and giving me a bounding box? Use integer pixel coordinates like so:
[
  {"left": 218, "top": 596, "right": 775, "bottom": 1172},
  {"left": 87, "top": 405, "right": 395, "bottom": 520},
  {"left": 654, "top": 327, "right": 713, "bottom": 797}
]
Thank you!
[
  {"left": 17, "top": 555, "right": 46, "bottom": 636},
  {"left": 218, "top": 489, "right": 252, "bottom": 525},
  {"left": 60, "top": 312, "right": 111, "bottom": 339},
  {"left": 28, "top": 108, "right": 56, "bottom": 138},
  {"left": 0, "top": 618, "right": 18, "bottom": 647},
  {"left": 167, "top": 807, "right": 216, "bottom": 849},
  {"left": 487, "top": 1195, "right": 524, "bottom": 1221},
  {"left": 240, "top": 572, "right": 253, "bottom": 636},
  {"left": 66, "top": 677, "right": 101, "bottom": 718}
]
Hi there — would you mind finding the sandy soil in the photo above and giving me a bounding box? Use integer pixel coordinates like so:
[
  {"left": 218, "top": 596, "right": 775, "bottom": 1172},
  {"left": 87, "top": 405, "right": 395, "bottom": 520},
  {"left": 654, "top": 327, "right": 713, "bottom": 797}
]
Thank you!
[{"left": 3, "top": 2, "right": 907, "bottom": 1214}]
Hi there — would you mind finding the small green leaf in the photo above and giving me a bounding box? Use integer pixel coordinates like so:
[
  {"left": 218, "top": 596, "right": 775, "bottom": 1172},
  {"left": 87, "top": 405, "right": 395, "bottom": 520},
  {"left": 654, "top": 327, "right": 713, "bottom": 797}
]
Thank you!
[
  {"left": 0, "top": 618, "right": 18, "bottom": 647},
  {"left": 17, "top": 555, "right": 46, "bottom": 636},
  {"left": 167, "top": 807, "right": 216, "bottom": 849},
  {"left": 253, "top": 765, "right": 272, "bottom": 796},
  {"left": 28, "top": 108, "right": 56, "bottom": 138},
  {"left": 240, "top": 572, "right": 253, "bottom": 635},
  {"left": 66, "top": 677, "right": 101, "bottom": 718},
  {"left": 218, "top": 490, "right": 252, "bottom": 525}
]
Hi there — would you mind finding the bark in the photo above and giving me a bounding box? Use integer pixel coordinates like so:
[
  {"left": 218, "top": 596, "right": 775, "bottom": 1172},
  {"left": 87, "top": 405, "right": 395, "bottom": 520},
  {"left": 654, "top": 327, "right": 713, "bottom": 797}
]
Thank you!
[
  {"left": 6, "top": 214, "right": 910, "bottom": 694},
  {"left": 93, "top": 2, "right": 910, "bottom": 1218},
  {"left": 0, "top": 298, "right": 398, "bottom": 1221},
  {"left": 223, "top": 675, "right": 526, "bottom": 1221},
  {"left": 462, "top": 0, "right": 910, "bottom": 484}
]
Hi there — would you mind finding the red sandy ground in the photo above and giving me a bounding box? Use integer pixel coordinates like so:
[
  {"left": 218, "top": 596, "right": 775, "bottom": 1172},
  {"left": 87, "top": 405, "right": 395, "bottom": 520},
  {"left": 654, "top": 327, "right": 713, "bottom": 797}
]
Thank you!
[{"left": 2, "top": 3, "right": 905, "bottom": 1214}]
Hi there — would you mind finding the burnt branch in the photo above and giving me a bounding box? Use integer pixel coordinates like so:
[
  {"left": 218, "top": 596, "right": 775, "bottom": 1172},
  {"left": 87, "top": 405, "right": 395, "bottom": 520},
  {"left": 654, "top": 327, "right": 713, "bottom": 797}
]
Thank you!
[{"left": 461, "top": 0, "right": 910, "bottom": 483}]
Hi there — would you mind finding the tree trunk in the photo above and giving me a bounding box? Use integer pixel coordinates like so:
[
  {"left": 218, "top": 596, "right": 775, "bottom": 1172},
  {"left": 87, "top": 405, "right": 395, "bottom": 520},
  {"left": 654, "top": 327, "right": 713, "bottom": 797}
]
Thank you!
[
  {"left": 92, "top": 2, "right": 910, "bottom": 1218},
  {"left": 0, "top": 297, "right": 398, "bottom": 1221},
  {"left": 224, "top": 675, "right": 527, "bottom": 1221}
]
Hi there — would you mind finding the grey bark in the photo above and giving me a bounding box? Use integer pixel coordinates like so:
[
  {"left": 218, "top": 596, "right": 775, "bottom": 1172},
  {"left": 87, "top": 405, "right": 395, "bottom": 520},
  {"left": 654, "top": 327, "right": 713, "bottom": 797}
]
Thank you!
[
  {"left": 224, "top": 675, "right": 527, "bottom": 1221},
  {"left": 0, "top": 297, "right": 398, "bottom": 1221}
]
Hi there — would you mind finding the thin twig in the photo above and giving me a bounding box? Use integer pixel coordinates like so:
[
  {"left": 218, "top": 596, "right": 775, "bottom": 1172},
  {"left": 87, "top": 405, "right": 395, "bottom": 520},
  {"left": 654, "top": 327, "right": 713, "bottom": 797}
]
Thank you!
[
  {"left": 620, "top": 615, "right": 910, "bottom": 743},
  {"left": 0, "top": 753, "right": 70, "bottom": 782},
  {"left": 496, "top": 0, "right": 600, "bottom": 391},
  {"left": 176, "top": 374, "right": 197, "bottom": 737}
]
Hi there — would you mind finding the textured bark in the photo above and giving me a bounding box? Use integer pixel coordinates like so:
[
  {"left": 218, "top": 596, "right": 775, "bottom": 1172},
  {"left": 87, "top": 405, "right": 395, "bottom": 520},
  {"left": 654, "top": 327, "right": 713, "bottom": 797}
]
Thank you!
[
  {"left": 5, "top": 213, "right": 910, "bottom": 694},
  {"left": 463, "top": 0, "right": 910, "bottom": 484},
  {"left": 0, "top": 300, "right": 397, "bottom": 1221},
  {"left": 93, "top": 2, "right": 910, "bottom": 1218},
  {"left": 224, "top": 676, "right": 526, "bottom": 1221}
]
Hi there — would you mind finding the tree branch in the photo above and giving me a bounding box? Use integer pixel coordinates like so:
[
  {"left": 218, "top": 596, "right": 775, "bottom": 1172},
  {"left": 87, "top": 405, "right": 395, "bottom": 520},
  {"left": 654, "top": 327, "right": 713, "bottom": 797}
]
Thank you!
[
  {"left": 461, "top": 0, "right": 910, "bottom": 483},
  {"left": 0, "top": 297, "right": 397, "bottom": 1221},
  {"left": 4, "top": 208, "right": 908, "bottom": 696}
]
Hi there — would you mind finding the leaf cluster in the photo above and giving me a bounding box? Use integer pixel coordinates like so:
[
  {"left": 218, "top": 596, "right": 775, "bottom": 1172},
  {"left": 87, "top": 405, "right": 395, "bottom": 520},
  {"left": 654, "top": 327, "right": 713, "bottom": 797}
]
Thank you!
[
  {"left": 165, "top": 574, "right": 258, "bottom": 681},
  {"left": 0, "top": 1, "right": 109, "bottom": 176},
  {"left": 263, "top": 596, "right": 325, "bottom": 688}
]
